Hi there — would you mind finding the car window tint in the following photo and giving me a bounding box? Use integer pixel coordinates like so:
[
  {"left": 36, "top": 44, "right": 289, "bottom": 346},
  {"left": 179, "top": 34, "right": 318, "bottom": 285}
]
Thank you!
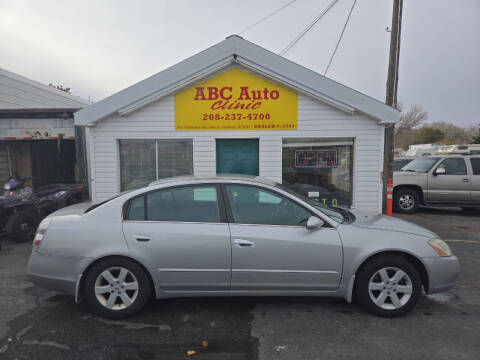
[
  {"left": 127, "top": 196, "right": 145, "bottom": 220},
  {"left": 437, "top": 158, "right": 467, "bottom": 175},
  {"left": 226, "top": 185, "right": 311, "bottom": 226},
  {"left": 470, "top": 158, "right": 480, "bottom": 175},
  {"left": 146, "top": 186, "right": 220, "bottom": 222}
]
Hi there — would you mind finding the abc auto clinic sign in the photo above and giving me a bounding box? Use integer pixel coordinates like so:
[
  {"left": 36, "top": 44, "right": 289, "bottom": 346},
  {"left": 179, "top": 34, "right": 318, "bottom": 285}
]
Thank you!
[{"left": 174, "top": 68, "right": 297, "bottom": 130}]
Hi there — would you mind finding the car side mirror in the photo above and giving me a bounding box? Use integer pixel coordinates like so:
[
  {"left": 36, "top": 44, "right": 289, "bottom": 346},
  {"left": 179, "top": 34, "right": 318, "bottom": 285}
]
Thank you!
[
  {"left": 306, "top": 216, "right": 325, "bottom": 230},
  {"left": 435, "top": 167, "right": 446, "bottom": 176}
]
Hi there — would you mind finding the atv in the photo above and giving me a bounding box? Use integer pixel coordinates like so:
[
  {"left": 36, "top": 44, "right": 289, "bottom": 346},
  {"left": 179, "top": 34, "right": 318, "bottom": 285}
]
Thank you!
[{"left": 0, "top": 175, "right": 87, "bottom": 241}]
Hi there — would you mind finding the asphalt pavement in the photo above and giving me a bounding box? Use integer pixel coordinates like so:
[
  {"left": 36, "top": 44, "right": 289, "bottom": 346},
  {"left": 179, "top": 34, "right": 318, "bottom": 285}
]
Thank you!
[{"left": 0, "top": 207, "right": 479, "bottom": 359}]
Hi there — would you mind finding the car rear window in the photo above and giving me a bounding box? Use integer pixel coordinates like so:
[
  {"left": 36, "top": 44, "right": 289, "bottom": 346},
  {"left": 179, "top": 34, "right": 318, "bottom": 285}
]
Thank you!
[{"left": 470, "top": 158, "right": 480, "bottom": 175}]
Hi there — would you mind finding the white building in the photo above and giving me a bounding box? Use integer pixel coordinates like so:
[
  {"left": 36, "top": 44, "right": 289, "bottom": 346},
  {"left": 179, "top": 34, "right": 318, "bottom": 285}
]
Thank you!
[
  {"left": 75, "top": 36, "right": 399, "bottom": 213},
  {"left": 0, "top": 68, "right": 90, "bottom": 186}
]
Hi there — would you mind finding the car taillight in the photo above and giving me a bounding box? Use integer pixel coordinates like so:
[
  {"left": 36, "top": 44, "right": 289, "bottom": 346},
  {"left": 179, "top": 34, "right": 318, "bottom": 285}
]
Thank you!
[
  {"left": 33, "top": 220, "right": 51, "bottom": 251},
  {"left": 76, "top": 185, "right": 85, "bottom": 190}
]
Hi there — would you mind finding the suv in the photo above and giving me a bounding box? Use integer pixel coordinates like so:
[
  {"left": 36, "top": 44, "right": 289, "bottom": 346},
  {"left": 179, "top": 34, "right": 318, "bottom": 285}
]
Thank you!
[{"left": 393, "top": 155, "right": 480, "bottom": 213}]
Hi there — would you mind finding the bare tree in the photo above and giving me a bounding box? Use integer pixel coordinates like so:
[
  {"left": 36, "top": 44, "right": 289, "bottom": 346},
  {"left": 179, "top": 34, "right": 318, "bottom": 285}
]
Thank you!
[
  {"left": 395, "top": 104, "right": 428, "bottom": 137},
  {"left": 394, "top": 104, "right": 428, "bottom": 149}
]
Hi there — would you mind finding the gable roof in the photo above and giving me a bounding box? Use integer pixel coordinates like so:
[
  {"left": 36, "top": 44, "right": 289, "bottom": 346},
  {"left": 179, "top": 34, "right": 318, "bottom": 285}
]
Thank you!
[
  {"left": 75, "top": 35, "right": 399, "bottom": 126},
  {"left": 0, "top": 67, "right": 90, "bottom": 110}
]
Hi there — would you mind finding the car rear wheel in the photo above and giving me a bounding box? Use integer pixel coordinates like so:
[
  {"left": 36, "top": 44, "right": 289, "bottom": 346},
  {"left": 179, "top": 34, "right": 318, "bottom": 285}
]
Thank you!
[
  {"left": 393, "top": 189, "right": 420, "bottom": 213},
  {"left": 84, "top": 258, "right": 152, "bottom": 318},
  {"left": 355, "top": 255, "right": 422, "bottom": 317}
]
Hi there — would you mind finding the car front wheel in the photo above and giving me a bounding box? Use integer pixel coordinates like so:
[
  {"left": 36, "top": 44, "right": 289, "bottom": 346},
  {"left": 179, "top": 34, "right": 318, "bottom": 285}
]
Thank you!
[
  {"left": 355, "top": 255, "right": 422, "bottom": 317},
  {"left": 393, "top": 189, "right": 420, "bottom": 213},
  {"left": 84, "top": 257, "right": 152, "bottom": 318}
]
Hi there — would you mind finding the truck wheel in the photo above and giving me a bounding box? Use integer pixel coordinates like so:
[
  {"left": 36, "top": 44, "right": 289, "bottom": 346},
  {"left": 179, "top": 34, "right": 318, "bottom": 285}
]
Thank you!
[
  {"left": 355, "top": 255, "right": 422, "bottom": 317},
  {"left": 6, "top": 210, "right": 39, "bottom": 242},
  {"left": 393, "top": 189, "right": 419, "bottom": 213}
]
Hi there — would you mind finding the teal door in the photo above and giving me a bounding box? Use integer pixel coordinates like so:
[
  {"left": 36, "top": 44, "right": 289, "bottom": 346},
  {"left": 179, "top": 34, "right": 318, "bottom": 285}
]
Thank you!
[{"left": 216, "top": 139, "right": 259, "bottom": 176}]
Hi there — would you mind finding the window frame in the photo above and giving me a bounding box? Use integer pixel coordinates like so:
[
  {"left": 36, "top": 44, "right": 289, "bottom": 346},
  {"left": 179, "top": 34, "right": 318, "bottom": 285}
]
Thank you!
[
  {"left": 220, "top": 183, "right": 314, "bottom": 228},
  {"left": 123, "top": 183, "right": 228, "bottom": 224},
  {"left": 470, "top": 157, "right": 480, "bottom": 175},
  {"left": 433, "top": 157, "right": 468, "bottom": 176},
  {"left": 118, "top": 138, "right": 194, "bottom": 192}
]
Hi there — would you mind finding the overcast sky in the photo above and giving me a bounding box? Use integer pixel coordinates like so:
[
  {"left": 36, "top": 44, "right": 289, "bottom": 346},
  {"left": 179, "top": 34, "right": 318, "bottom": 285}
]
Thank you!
[{"left": 1, "top": 0, "right": 479, "bottom": 126}]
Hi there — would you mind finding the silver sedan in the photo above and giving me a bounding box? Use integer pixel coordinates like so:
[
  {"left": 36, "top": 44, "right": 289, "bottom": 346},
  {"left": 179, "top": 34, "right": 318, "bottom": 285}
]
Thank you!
[{"left": 27, "top": 176, "right": 460, "bottom": 318}]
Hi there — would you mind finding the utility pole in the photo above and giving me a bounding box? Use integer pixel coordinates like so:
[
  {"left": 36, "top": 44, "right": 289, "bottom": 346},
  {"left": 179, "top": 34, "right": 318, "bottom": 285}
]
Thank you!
[{"left": 383, "top": 0, "right": 403, "bottom": 213}]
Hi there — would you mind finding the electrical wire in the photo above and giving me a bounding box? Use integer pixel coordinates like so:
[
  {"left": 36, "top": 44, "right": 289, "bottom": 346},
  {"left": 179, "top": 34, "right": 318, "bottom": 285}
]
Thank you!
[
  {"left": 238, "top": 0, "right": 298, "bottom": 35},
  {"left": 324, "top": 0, "right": 358, "bottom": 76},
  {"left": 279, "top": 0, "right": 339, "bottom": 56}
]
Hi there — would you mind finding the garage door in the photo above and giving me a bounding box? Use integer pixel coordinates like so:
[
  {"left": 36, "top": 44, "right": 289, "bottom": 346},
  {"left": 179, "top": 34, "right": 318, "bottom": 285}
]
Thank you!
[{"left": 0, "top": 141, "right": 11, "bottom": 186}]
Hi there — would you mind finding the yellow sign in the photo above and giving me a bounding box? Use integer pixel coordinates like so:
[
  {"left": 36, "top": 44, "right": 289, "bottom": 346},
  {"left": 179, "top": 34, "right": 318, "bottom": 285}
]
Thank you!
[{"left": 174, "top": 68, "right": 297, "bottom": 131}]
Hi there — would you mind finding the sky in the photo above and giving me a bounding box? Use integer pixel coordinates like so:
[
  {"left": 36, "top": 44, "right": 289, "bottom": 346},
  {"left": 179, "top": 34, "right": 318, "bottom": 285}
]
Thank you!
[{"left": 1, "top": 0, "right": 479, "bottom": 126}]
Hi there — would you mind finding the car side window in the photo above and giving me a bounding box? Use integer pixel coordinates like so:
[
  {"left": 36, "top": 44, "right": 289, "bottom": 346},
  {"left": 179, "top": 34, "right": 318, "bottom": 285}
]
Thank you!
[
  {"left": 146, "top": 186, "right": 220, "bottom": 222},
  {"left": 126, "top": 186, "right": 221, "bottom": 222},
  {"left": 127, "top": 196, "right": 145, "bottom": 220},
  {"left": 470, "top": 158, "right": 480, "bottom": 175},
  {"left": 436, "top": 158, "right": 467, "bottom": 175},
  {"left": 225, "top": 185, "right": 311, "bottom": 226}
]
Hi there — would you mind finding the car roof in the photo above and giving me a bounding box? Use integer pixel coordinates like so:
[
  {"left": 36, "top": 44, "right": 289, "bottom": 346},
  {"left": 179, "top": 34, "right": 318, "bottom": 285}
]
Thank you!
[{"left": 148, "top": 174, "right": 278, "bottom": 187}]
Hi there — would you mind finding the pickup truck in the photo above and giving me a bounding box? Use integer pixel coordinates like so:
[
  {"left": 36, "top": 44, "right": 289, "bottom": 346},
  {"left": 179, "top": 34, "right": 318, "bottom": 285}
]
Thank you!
[{"left": 393, "top": 155, "right": 480, "bottom": 213}]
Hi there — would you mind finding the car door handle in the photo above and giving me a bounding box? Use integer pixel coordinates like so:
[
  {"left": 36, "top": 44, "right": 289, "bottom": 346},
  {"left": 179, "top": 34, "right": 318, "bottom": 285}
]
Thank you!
[
  {"left": 463, "top": 178, "right": 469, "bottom": 183},
  {"left": 233, "top": 239, "right": 254, "bottom": 247},
  {"left": 133, "top": 234, "right": 151, "bottom": 242}
]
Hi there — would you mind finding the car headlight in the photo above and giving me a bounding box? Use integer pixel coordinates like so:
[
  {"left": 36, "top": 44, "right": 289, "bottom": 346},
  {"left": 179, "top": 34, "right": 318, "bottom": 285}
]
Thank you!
[
  {"left": 4, "top": 183, "right": 10, "bottom": 190},
  {"left": 33, "top": 220, "right": 51, "bottom": 251},
  {"left": 428, "top": 238, "right": 452, "bottom": 257}
]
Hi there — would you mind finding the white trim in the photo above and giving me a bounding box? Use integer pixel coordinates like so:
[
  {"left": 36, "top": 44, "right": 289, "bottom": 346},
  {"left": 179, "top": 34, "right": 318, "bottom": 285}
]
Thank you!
[{"left": 378, "top": 125, "right": 386, "bottom": 214}]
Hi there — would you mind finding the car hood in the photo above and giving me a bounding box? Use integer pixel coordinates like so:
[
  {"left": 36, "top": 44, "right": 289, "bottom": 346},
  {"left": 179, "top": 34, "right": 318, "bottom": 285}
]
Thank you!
[{"left": 348, "top": 209, "right": 437, "bottom": 238}]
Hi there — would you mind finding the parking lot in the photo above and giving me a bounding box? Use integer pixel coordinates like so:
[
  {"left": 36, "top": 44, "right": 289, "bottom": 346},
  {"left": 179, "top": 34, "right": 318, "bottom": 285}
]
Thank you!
[{"left": 0, "top": 208, "right": 479, "bottom": 360}]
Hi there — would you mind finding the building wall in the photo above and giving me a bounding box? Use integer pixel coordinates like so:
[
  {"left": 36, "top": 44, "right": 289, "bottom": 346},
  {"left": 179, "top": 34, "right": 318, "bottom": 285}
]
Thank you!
[
  {"left": 89, "top": 93, "right": 384, "bottom": 213},
  {"left": 0, "top": 118, "right": 75, "bottom": 139}
]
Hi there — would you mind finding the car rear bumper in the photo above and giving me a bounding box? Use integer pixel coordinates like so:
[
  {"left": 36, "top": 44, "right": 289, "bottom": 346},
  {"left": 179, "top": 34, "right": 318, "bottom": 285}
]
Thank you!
[
  {"left": 27, "top": 251, "right": 89, "bottom": 296},
  {"left": 423, "top": 255, "right": 460, "bottom": 294}
]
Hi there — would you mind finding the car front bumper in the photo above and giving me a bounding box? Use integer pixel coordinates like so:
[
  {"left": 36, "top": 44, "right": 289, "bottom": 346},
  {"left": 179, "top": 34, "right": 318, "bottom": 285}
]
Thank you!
[
  {"left": 423, "top": 255, "right": 460, "bottom": 294},
  {"left": 27, "top": 251, "right": 90, "bottom": 296}
]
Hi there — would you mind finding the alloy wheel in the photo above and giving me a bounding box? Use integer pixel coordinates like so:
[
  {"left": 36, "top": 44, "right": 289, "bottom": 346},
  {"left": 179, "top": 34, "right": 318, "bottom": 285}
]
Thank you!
[
  {"left": 94, "top": 267, "right": 139, "bottom": 310},
  {"left": 368, "top": 267, "right": 413, "bottom": 310},
  {"left": 398, "top": 194, "right": 414, "bottom": 211}
]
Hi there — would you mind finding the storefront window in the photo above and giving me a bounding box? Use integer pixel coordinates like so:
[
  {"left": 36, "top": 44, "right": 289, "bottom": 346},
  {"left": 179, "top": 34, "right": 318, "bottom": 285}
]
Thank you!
[
  {"left": 120, "top": 139, "right": 193, "bottom": 191},
  {"left": 282, "top": 138, "right": 353, "bottom": 207}
]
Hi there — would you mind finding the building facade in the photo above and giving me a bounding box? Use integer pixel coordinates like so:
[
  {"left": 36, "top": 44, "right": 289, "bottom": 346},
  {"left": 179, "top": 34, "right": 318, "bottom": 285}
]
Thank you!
[
  {"left": 0, "top": 68, "right": 90, "bottom": 187},
  {"left": 76, "top": 36, "right": 399, "bottom": 213}
]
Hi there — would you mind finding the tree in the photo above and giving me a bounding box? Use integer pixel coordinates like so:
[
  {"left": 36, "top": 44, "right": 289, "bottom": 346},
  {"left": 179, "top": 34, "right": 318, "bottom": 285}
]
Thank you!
[
  {"left": 416, "top": 126, "right": 445, "bottom": 144},
  {"left": 429, "top": 121, "right": 473, "bottom": 144},
  {"left": 48, "top": 83, "right": 71, "bottom": 93},
  {"left": 394, "top": 104, "right": 428, "bottom": 149},
  {"left": 472, "top": 126, "right": 480, "bottom": 144}
]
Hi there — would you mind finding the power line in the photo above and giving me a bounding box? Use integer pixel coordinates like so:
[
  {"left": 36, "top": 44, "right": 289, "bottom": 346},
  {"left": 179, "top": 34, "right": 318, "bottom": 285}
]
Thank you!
[
  {"left": 280, "top": 0, "right": 339, "bottom": 56},
  {"left": 324, "top": 0, "right": 358, "bottom": 76},
  {"left": 238, "top": 0, "right": 298, "bottom": 35}
]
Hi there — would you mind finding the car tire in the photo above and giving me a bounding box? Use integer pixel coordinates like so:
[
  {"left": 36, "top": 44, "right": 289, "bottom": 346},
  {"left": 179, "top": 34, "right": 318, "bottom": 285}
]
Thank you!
[
  {"left": 84, "top": 257, "right": 153, "bottom": 319},
  {"left": 393, "top": 189, "right": 420, "bottom": 214},
  {"left": 355, "top": 255, "right": 422, "bottom": 317},
  {"left": 460, "top": 207, "right": 479, "bottom": 212},
  {"left": 6, "top": 209, "right": 39, "bottom": 242}
]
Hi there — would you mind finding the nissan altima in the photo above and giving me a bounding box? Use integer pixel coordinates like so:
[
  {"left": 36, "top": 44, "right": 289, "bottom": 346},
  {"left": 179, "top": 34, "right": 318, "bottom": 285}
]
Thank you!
[{"left": 27, "top": 176, "right": 459, "bottom": 318}]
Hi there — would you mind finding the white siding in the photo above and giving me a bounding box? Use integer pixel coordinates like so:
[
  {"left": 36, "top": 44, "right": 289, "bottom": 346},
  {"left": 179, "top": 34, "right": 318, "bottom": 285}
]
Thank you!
[
  {"left": 90, "top": 93, "right": 384, "bottom": 213},
  {"left": 0, "top": 118, "right": 75, "bottom": 138}
]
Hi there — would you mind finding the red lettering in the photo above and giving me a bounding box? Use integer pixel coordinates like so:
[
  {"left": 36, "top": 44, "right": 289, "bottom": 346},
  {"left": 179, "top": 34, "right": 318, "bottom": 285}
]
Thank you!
[
  {"left": 219, "top": 87, "right": 232, "bottom": 100},
  {"left": 194, "top": 87, "right": 206, "bottom": 100},
  {"left": 262, "top": 88, "right": 269, "bottom": 100},
  {"left": 270, "top": 90, "right": 279, "bottom": 99},
  {"left": 211, "top": 100, "right": 225, "bottom": 110},
  {"left": 251, "top": 102, "right": 261, "bottom": 109},
  {"left": 207, "top": 87, "right": 219, "bottom": 100},
  {"left": 238, "top": 87, "right": 251, "bottom": 100}
]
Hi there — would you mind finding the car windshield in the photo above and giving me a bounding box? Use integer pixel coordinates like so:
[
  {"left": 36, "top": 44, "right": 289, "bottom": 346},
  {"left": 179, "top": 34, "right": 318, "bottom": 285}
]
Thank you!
[
  {"left": 400, "top": 157, "right": 439, "bottom": 173},
  {"left": 276, "top": 183, "right": 353, "bottom": 224}
]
